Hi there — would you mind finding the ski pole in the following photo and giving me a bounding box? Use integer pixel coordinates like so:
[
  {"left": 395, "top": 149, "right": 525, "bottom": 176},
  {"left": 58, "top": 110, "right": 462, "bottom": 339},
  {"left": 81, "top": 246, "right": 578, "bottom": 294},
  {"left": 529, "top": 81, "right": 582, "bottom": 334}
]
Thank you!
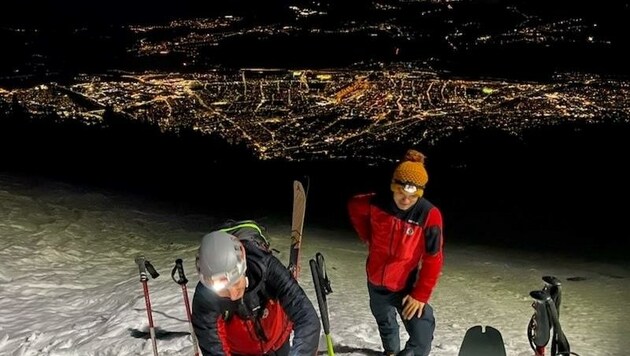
[
  {"left": 171, "top": 258, "right": 200, "bottom": 356},
  {"left": 529, "top": 276, "right": 571, "bottom": 356},
  {"left": 542, "top": 276, "right": 562, "bottom": 317},
  {"left": 545, "top": 294, "right": 570, "bottom": 356},
  {"left": 135, "top": 256, "right": 160, "bottom": 356},
  {"left": 310, "top": 252, "right": 334, "bottom": 356},
  {"left": 530, "top": 290, "right": 571, "bottom": 356},
  {"left": 542, "top": 276, "right": 569, "bottom": 356},
  {"left": 529, "top": 275, "right": 563, "bottom": 356}
]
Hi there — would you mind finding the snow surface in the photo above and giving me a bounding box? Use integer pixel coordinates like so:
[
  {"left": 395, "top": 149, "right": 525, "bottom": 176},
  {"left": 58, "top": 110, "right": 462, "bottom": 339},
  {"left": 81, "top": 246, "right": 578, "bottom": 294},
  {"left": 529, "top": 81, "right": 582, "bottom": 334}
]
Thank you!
[{"left": 0, "top": 174, "right": 628, "bottom": 356}]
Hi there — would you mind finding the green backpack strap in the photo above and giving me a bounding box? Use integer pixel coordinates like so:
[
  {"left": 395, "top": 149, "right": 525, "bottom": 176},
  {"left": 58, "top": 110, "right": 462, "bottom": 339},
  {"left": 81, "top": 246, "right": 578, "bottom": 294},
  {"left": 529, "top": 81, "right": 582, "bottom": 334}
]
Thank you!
[{"left": 218, "top": 220, "right": 271, "bottom": 253}]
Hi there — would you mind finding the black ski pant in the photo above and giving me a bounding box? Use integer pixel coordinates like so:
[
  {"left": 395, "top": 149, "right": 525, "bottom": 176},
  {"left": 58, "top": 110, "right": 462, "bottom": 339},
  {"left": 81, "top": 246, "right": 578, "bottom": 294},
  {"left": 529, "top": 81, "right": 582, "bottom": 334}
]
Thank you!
[{"left": 368, "top": 282, "right": 435, "bottom": 356}]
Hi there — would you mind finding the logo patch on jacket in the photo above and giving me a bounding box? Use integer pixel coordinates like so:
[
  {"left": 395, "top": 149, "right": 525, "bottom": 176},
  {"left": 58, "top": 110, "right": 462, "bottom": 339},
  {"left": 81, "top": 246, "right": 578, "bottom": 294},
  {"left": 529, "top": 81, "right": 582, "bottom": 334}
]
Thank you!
[
  {"left": 406, "top": 227, "right": 414, "bottom": 235},
  {"left": 262, "top": 308, "right": 269, "bottom": 319}
]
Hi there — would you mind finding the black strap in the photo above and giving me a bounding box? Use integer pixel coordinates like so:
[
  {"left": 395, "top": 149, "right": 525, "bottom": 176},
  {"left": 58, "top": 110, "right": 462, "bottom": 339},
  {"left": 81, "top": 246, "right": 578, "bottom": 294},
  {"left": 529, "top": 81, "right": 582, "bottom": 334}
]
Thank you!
[
  {"left": 316, "top": 252, "right": 333, "bottom": 296},
  {"left": 237, "top": 299, "right": 269, "bottom": 342},
  {"left": 235, "top": 261, "right": 270, "bottom": 342},
  {"left": 253, "top": 316, "right": 268, "bottom": 342},
  {"left": 171, "top": 258, "right": 188, "bottom": 285}
]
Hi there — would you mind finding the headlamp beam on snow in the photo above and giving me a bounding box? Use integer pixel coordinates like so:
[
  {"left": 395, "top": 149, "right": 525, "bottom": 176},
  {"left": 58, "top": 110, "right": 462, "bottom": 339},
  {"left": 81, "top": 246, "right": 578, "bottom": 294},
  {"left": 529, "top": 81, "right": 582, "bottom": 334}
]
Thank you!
[{"left": 393, "top": 179, "right": 425, "bottom": 194}]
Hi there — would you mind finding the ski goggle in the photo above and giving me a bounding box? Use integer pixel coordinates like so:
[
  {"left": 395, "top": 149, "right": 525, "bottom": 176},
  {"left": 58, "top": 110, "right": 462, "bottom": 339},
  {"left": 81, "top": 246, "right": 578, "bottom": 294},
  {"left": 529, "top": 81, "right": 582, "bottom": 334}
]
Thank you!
[
  {"left": 198, "top": 245, "right": 247, "bottom": 292},
  {"left": 393, "top": 179, "right": 425, "bottom": 195}
]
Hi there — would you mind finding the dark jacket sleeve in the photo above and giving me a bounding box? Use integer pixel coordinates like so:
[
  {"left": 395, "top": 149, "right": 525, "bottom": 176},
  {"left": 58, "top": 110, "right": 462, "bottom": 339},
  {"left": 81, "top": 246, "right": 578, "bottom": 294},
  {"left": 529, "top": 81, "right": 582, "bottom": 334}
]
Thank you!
[
  {"left": 191, "top": 282, "right": 231, "bottom": 356},
  {"left": 266, "top": 256, "right": 321, "bottom": 356}
]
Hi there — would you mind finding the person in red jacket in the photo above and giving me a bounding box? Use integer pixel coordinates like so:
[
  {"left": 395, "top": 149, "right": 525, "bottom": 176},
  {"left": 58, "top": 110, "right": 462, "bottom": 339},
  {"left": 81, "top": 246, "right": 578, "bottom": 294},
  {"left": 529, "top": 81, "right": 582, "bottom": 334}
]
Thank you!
[
  {"left": 191, "top": 228, "right": 320, "bottom": 356},
  {"left": 348, "top": 149, "right": 444, "bottom": 356}
]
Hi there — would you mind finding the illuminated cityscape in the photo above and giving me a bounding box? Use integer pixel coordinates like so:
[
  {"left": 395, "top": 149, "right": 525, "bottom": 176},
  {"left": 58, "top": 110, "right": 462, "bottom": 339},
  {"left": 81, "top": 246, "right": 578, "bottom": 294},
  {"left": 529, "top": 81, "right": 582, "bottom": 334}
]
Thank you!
[{"left": 1, "top": 68, "right": 628, "bottom": 162}]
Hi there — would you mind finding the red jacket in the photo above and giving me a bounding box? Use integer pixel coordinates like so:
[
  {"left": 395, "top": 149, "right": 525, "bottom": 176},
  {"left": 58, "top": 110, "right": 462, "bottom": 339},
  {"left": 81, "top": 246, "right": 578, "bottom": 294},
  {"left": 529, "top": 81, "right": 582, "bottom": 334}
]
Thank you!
[
  {"left": 221, "top": 299, "right": 293, "bottom": 355},
  {"left": 348, "top": 192, "right": 444, "bottom": 303}
]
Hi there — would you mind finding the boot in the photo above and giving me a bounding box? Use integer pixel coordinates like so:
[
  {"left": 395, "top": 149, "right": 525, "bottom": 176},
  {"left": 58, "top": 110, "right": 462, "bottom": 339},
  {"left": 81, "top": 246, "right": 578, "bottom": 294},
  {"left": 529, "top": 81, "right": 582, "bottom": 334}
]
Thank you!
[{"left": 396, "top": 349, "right": 415, "bottom": 356}]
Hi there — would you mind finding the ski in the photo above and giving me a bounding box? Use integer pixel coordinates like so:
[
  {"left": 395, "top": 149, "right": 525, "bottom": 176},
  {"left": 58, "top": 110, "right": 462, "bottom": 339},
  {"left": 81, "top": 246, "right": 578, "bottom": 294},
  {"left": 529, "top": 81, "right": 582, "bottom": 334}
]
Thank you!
[
  {"left": 288, "top": 178, "right": 308, "bottom": 279},
  {"left": 458, "top": 325, "right": 506, "bottom": 356}
]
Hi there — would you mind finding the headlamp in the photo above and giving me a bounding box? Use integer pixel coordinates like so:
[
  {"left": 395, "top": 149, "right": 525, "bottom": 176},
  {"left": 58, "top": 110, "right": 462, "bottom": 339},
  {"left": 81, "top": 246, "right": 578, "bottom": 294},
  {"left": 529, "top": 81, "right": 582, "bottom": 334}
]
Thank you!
[
  {"left": 393, "top": 179, "right": 424, "bottom": 194},
  {"left": 198, "top": 244, "right": 247, "bottom": 292}
]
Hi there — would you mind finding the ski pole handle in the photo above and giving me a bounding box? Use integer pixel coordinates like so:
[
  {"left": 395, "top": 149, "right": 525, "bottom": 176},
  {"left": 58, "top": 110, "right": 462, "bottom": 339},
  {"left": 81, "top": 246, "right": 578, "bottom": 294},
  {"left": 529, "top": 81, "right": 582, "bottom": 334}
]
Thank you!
[
  {"left": 316, "top": 252, "right": 333, "bottom": 295},
  {"left": 529, "top": 290, "right": 551, "bottom": 349},
  {"left": 542, "top": 276, "right": 561, "bottom": 287},
  {"left": 135, "top": 256, "right": 148, "bottom": 281},
  {"left": 135, "top": 256, "right": 160, "bottom": 280},
  {"left": 543, "top": 276, "right": 562, "bottom": 317},
  {"left": 171, "top": 258, "right": 189, "bottom": 285}
]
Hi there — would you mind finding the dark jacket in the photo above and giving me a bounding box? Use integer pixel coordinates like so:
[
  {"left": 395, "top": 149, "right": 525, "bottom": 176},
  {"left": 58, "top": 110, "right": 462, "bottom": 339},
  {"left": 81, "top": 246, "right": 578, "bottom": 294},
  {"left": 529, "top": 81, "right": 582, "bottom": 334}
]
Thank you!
[
  {"left": 348, "top": 192, "right": 444, "bottom": 303},
  {"left": 192, "top": 241, "right": 321, "bottom": 356}
]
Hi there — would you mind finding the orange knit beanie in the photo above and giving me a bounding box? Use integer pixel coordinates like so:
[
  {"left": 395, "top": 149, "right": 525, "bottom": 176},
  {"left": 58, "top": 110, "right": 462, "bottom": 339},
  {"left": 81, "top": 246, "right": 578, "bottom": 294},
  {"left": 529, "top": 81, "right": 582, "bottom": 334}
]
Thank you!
[{"left": 390, "top": 149, "right": 428, "bottom": 197}]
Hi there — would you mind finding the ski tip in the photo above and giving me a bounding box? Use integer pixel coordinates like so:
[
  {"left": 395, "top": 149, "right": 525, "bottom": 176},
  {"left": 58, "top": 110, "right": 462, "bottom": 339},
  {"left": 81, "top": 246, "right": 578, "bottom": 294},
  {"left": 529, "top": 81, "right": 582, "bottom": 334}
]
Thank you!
[
  {"left": 458, "top": 325, "right": 506, "bottom": 356},
  {"left": 293, "top": 177, "right": 311, "bottom": 193}
]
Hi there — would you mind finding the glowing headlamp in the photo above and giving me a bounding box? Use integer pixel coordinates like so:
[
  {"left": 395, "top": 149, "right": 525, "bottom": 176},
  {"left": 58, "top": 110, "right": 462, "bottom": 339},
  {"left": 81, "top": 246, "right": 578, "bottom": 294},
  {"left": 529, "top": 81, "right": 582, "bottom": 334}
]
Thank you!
[
  {"left": 201, "top": 259, "right": 246, "bottom": 292},
  {"left": 402, "top": 184, "right": 417, "bottom": 194},
  {"left": 393, "top": 179, "right": 424, "bottom": 194}
]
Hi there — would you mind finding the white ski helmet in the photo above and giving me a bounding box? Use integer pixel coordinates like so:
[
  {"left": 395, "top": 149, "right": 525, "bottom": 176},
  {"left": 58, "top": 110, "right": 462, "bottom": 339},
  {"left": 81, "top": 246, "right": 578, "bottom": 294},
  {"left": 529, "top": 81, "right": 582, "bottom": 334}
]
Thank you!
[{"left": 196, "top": 230, "right": 247, "bottom": 292}]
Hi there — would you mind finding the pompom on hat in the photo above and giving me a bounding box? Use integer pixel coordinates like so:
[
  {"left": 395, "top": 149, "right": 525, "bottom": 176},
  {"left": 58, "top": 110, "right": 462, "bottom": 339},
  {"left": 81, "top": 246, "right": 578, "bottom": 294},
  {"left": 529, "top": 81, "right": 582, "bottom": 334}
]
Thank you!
[{"left": 390, "top": 149, "right": 428, "bottom": 197}]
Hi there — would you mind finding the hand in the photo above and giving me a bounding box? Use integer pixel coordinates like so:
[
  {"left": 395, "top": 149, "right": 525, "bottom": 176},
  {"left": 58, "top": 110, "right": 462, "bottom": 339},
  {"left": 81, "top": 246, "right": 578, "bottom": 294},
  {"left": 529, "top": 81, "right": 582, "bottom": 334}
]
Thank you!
[{"left": 401, "top": 295, "right": 425, "bottom": 320}]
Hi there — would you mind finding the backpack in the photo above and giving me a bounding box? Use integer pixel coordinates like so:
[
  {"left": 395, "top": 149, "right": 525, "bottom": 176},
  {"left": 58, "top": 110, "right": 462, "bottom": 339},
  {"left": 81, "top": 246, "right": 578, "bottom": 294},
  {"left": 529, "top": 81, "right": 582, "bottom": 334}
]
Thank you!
[{"left": 215, "top": 219, "right": 273, "bottom": 254}]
